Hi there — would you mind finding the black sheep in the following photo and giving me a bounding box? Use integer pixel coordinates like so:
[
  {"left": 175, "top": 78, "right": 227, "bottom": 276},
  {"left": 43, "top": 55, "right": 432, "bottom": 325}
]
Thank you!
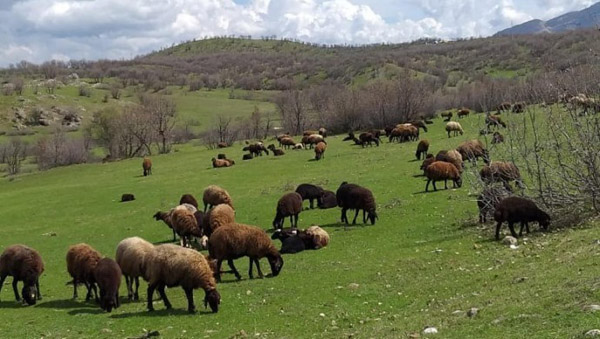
[
  {"left": 93, "top": 258, "right": 122, "bottom": 313},
  {"left": 0, "top": 245, "right": 44, "bottom": 305},
  {"left": 273, "top": 192, "right": 303, "bottom": 229},
  {"left": 120, "top": 194, "right": 135, "bottom": 202},
  {"left": 242, "top": 153, "right": 253, "bottom": 160},
  {"left": 271, "top": 230, "right": 306, "bottom": 254},
  {"left": 295, "top": 184, "right": 324, "bottom": 209},
  {"left": 494, "top": 196, "right": 551, "bottom": 240},
  {"left": 336, "top": 182, "right": 378, "bottom": 225},
  {"left": 318, "top": 190, "right": 338, "bottom": 209}
]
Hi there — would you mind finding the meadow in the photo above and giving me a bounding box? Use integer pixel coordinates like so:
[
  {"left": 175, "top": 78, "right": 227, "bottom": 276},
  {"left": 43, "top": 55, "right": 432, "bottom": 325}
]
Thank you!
[{"left": 0, "top": 112, "right": 599, "bottom": 339}]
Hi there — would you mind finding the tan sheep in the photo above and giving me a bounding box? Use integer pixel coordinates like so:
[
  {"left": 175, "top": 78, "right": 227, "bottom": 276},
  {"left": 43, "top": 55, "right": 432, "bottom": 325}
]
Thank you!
[
  {"left": 445, "top": 121, "right": 464, "bottom": 138},
  {"left": 202, "top": 185, "right": 234, "bottom": 212},
  {"left": 424, "top": 161, "right": 462, "bottom": 192},
  {"left": 115, "top": 237, "right": 155, "bottom": 301},
  {"left": 457, "top": 139, "right": 490, "bottom": 165},
  {"left": 212, "top": 158, "right": 232, "bottom": 168},
  {"left": 314, "top": 142, "right": 327, "bottom": 160},
  {"left": 480, "top": 161, "right": 525, "bottom": 190},
  {"left": 203, "top": 204, "right": 236, "bottom": 237},
  {"left": 66, "top": 243, "right": 102, "bottom": 301},
  {"left": 279, "top": 137, "right": 296, "bottom": 149},
  {"left": 305, "top": 226, "right": 330, "bottom": 249},
  {"left": 435, "top": 149, "right": 463, "bottom": 173}
]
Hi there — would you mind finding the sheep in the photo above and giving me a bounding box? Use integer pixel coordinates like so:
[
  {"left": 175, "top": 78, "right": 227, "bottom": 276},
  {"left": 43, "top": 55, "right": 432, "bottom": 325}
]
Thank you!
[
  {"left": 276, "top": 133, "right": 291, "bottom": 145},
  {"left": 435, "top": 149, "right": 463, "bottom": 173},
  {"left": 512, "top": 102, "right": 525, "bottom": 113},
  {"left": 242, "top": 153, "right": 253, "bottom": 160},
  {"left": 457, "top": 140, "right": 490, "bottom": 165},
  {"left": 445, "top": 121, "right": 464, "bottom": 138},
  {"left": 440, "top": 111, "right": 453, "bottom": 121},
  {"left": 457, "top": 108, "right": 470, "bottom": 118},
  {"left": 305, "top": 225, "right": 330, "bottom": 249},
  {"left": 318, "top": 127, "right": 327, "bottom": 137},
  {"left": 416, "top": 140, "right": 430, "bottom": 160},
  {"left": 203, "top": 204, "right": 235, "bottom": 237},
  {"left": 171, "top": 208, "right": 203, "bottom": 248},
  {"left": 314, "top": 142, "right": 327, "bottom": 160},
  {"left": 242, "top": 143, "right": 269, "bottom": 156},
  {"left": 142, "top": 157, "right": 152, "bottom": 176},
  {"left": 477, "top": 186, "right": 511, "bottom": 223},
  {"left": 303, "top": 130, "right": 318, "bottom": 137},
  {"left": 121, "top": 194, "right": 135, "bottom": 202},
  {"left": 115, "top": 237, "right": 155, "bottom": 301},
  {"left": 66, "top": 243, "right": 102, "bottom": 301},
  {"left": 318, "top": 190, "right": 338, "bottom": 209},
  {"left": 145, "top": 244, "right": 220, "bottom": 313},
  {"left": 359, "top": 132, "right": 379, "bottom": 147},
  {"left": 273, "top": 192, "right": 303, "bottom": 229},
  {"left": 271, "top": 230, "right": 307, "bottom": 254},
  {"left": 424, "top": 161, "right": 462, "bottom": 192},
  {"left": 0, "top": 245, "right": 44, "bottom": 305},
  {"left": 293, "top": 143, "right": 304, "bottom": 150},
  {"left": 492, "top": 131, "right": 504, "bottom": 144},
  {"left": 267, "top": 144, "right": 285, "bottom": 156},
  {"left": 410, "top": 120, "right": 428, "bottom": 133},
  {"left": 306, "top": 134, "right": 326, "bottom": 149},
  {"left": 153, "top": 204, "right": 198, "bottom": 241},
  {"left": 208, "top": 223, "right": 284, "bottom": 282},
  {"left": 279, "top": 137, "right": 296, "bottom": 149},
  {"left": 486, "top": 115, "right": 506, "bottom": 129},
  {"left": 389, "top": 125, "right": 417, "bottom": 143},
  {"left": 212, "top": 158, "right": 232, "bottom": 168},
  {"left": 494, "top": 196, "right": 551, "bottom": 240},
  {"left": 203, "top": 185, "right": 233, "bottom": 212},
  {"left": 496, "top": 102, "right": 511, "bottom": 113},
  {"left": 480, "top": 161, "right": 525, "bottom": 191},
  {"left": 343, "top": 132, "right": 363, "bottom": 145},
  {"left": 336, "top": 182, "right": 378, "bottom": 225},
  {"left": 179, "top": 194, "right": 199, "bottom": 209},
  {"left": 295, "top": 184, "right": 324, "bottom": 209},
  {"left": 420, "top": 154, "right": 435, "bottom": 175},
  {"left": 94, "top": 258, "right": 122, "bottom": 313}
]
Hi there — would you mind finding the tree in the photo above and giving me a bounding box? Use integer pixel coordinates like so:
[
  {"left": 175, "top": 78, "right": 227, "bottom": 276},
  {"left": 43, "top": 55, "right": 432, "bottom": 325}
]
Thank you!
[{"left": 1, "top": 137, "right": 28, "bottom": 175}]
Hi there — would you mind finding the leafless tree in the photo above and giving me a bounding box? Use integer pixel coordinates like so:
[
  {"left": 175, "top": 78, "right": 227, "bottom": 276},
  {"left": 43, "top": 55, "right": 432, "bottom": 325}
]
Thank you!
[{"left": 1, "top": 137, "right": 28, "bottom": 175}]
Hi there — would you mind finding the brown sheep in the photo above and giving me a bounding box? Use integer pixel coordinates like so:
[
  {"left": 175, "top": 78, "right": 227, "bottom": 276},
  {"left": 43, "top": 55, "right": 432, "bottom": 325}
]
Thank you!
[
  {"left": 212, "top": 158, "right": 232, "bottom": 168},
  {"left": 336, "top": 182, "right": 378, "bottom": 225},
  {"left": 496, "top": 102, "right": 511, "bottom": 113},
  {"left": 0, "top": 245, "right": 44, "bottom": 305},
  {"left": 420, "top": 154, "right": 435, "bottom": 175},
  {"left": 303, "top": 130, "right": 318, "bottom": 137},
  {"left": 457, "top": 108, "right": 470, "bottom": 118},
  {"left": 94, "top": 258, "right": 122, "bottom": 313},
  {"left": 424, "top": 161, "right": 462, "bottom": 192},
  {"left": 208, "top": 223, "right": 284, "bottom": 282},
  {"left": 217, "top": 142, "right": 228, "bottom": 148},
  {"left": 142, "top": 157, "right": 152, "bottom": 176},
  {"left": 416, "top": 140, "right": 430, "bottom": 160},
  {"left": 494, "top": 197, "right": 550, "bottom": 240},
  {"left": 410, "top": 120, "right": 428, "bottom": 133},
  {"left": 203, "top": 204, "right": 236, "bottom": 237},
  {"left": 314, "top": 142, "right": 327, "bottom": 160},
  {"left": 492, "top": 131, "right": 504, "bottom": 144},
  {"left": 480, "top": 161, "right": 525, "bottom": 190},
  {"left": 203, "top": 185, "right": 233, "bottom": 212},
  {"left": 171, "top": 208, "right": 202, "bottom": 248},
  {"left": 305, "top": 134, "right": 325, "bottom": 149},
  {"left": 267, "top": 144, "right": 285, "bottom": 156},
  {"left": 486, "top": 115, "right": 506, "bottom": 129},
  {"left": 279, "top": 137, "right": 296, "bottom": 149},
  {"left": 273, "top": 192, "right": 303, "bottom": 229},
  {"left": 457, "top": 140, "right": 490, "bottom": 165},
  {"left": 435, "top": 149, "right": 463, "bottom": 173},
  {"left": 359, "top": 132, "right": 379, "bottom": 147},
  {"left": 66, "top": 243, "right": 102, "bottom": 301},
  {"left": 512, "top": 102, "right": 525, "bottom": 113},
  {"left": 179, "top": 194, "right": 199, "bottom": 209}
]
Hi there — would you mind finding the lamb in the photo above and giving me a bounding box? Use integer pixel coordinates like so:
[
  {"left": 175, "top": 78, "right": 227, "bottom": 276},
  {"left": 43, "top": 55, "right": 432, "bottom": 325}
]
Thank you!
[
  {"left": 273, "top": 192, "right": 303, "bottom": 229},
  {"left": 314, "top": 141, "right": 327, "bottom": 160},
  {"left": 457, "top": 108, "right": 470, "bottom": 118},
  {"left": 208, "top": 223, "right": 284, "bottom": 282},
  {"left": 336, "top": 182, "right": 378, "bottom": 225},
  {"left": 212, "top": 158, "right": 233, "bottom": 168},
  {"left": 318, "top": 190, "right": 338, "bottom": 209},
  {"left": 359, "top": 132, "right": 379, "bottom": 147},
  {"left": 343, "top": 132, "right": 363, "bottom": 146},
  {"left": 424, "top": 161, "right": 462, "bottom": 192},
  {"left": 217, "top": 142, "right": 228, "bottom": 148},
  {"left": 179, "top": 194, "right": 199, "bottom": 209},
  {"left": 120, "top": 194, "right": 135, "bottom": 202},
  {"left": 115, "top": 237, "right": 155, "bottom": 301},
  {"left": 420, "top": 154, "right": 435, "bottom": 175},
  {"left": 457, "top": 140, "right": 490, "bottom": 165},
  {"left": 477, "top": 186, "right": 511, "bottom": 223},
  {"left": 93, "top": 258, "right": 122, "bottom": 312},
  {"left": 66, "top": 243, "right": 102, "bottom": 301},
  {"left": 445, "top": 121, "right": 464, "bottom": 138},
  {"left": 480, "top": 161, "right": 525, "bottom": 190},
  {"left": 389, "top": 125, "right": 417, "bottom": 143},
  {"left": 142, "top": 157, "right": 152, "bottom": 176},
  {"left": 494, "top": 196, "right": 550, "bottom": 240},
  {"left": 435, "top": 149, "right": 463, "bottom": 173},
  {"left": 203, "top": 204, "right": 235, "bottom": 237},
  {"left": 295, "top": 184, "right": 324, "bottom": 209},
  {"left": 492, "top": 131, "right": 504, "bottom": 144},
  {"left": 0, "top": 245, "right": 44, "bottom": 305},
  {"left": 154, "top": 204, "right": 198, "bottom": 241},
  {"left": 267, "top": 144, "right": 285, "bottom": 156},
  {"left": 171, "top": 208, "right": 203, "bottom": 248},
  {"left": 305, "top": 225, "right": 330, "bottom": 249},
  {"left": 242, "top": 153, "right": 253, "bottom": 160},
  {"left": 203, "top": 185, "right": 233, "bottom": 212},
  {"left": 415, "top": 140, "right": 430, "bottom": 160},
  {"left": 145, "top": 244, "right": 220, "bottom": 313}
]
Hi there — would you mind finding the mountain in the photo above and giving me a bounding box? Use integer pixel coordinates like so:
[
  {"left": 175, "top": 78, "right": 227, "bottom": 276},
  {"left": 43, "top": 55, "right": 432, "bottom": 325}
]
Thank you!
[{"left": 495, "top": 2, "right": 600, "bottom": 36}]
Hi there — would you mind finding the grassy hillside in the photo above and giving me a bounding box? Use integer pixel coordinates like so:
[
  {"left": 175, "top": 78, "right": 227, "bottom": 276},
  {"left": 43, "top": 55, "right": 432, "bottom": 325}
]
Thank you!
[{"left": 0, "top": 112, "right": 599, "bottom": 338}]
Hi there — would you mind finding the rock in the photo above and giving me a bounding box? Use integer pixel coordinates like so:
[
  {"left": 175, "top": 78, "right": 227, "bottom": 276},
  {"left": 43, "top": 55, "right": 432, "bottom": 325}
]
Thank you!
[
  {"left": 584, "top": 305, "right": 600, "bottom": 312},
  {"left": 452, "top": 310, "right": 465, "bottom": 316},
  {"left": 513, "top": 277, "right": 528, "bottom": 284},
  {"left": 502, "top": 236, "right": 518, "bottom": 246},
  {"left": 467, "top": 307, "right": 479, "bottom": 317},
  {"left": 100, "top": 328, "right": 112, "bottom": 333},
  {"left": 348, "top": 283, "right": 360, "bottom": 290},
  {"left": 509, "top": 244, "right": 519, "bottom": 250},
  {"left": 423, "top": 327, "right": 438, "bottom": 335},
  {"left": 319, "top": 313, "right": 325, "bottom": 318},
  {"left": 585, "top": 329, "right": 600, "bottom": 337}
]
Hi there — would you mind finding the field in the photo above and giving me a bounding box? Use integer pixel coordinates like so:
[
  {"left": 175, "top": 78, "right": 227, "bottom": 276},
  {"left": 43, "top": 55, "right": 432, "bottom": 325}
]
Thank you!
[{"left": 1, "top": 113, "right": 599, "bottom": 338}]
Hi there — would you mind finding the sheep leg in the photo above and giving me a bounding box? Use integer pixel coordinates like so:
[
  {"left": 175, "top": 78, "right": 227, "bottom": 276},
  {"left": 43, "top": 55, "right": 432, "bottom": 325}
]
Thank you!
[
  {"left": 341, "top": 208, "right": 348, "bottom": 224},
  {"left": 36, "top": 279, "right": 42, "bottom": 300},
  {"left": 254, "top": 259, "right": 264, "bottom": 278},
  {"left": 227, "top": 259, "right": 242, "bottom": 280},
  {"left": 363, "top": 210, "right": 366, "bottom": 224},
  {"left": 172, "top": 229, "right": 177, "bottom": 242},
  {"left": 184, "top": 287, "right": 195, "bottom": 313},
  {"left": 444, "top": 179, "right": 448, "bottom": 190},
  {"left": 215, "top": 260, "right": 223, "bottom": 282},
  {"left": 147, "top": 283, "right": 157, "bottom": 311},
  {"left": 495, "top": 222, "right": 503, "bottom": 240},
  {"left": 0, "top": 274, "right": 6, "bottom": 299},
  {"left": 309, "top": 199, "right": 314, "bottom": 209},
  {"left": 134, "top": 277, "right": 140, "bottom": 301},
  {"left": 433, "top": 181, "right": 438, "bottom": 191},
  {"left": 84, "top": 281, "right": 92, "bottom": 301},
  {"left": 293, "top": 214, "right": 298, "bottom": 228},
  {"left": 72, "top": 279, "right": 78, "bottom": 299},
  {"left": 426, "top": 179, "right": 431, "bottom": 192},
  {"left": 508, "top": 222, "right": 518, "bottom": 238},
  {"left": 92, "top": 283, "right": 99, "bottom": 302},
  {"left": 124, "top": 275, "right": 132, "bottom": 300},
  {"left": 248, "top": 258, "right": 254, "bottom": 279},
  {"left": 12, "top": 278, "right": 20, "bottom": 301},
  {"left": 157, "top": 284, "right": 171, "bottom": 310},
  {"left": 352, "top": 209, "right": 359, "bottom": 225}
]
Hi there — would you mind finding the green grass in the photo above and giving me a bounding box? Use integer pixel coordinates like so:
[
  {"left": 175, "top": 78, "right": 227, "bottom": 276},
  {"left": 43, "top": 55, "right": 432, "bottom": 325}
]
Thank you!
[{"left": 0, "top": 113, "right": 599, "bottom": 338}]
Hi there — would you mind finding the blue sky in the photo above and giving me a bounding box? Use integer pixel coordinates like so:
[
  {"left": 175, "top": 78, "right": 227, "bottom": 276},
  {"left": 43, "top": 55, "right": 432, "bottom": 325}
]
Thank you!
[{"left": 0, "top": 0, "right": 594, "bottom": 66}]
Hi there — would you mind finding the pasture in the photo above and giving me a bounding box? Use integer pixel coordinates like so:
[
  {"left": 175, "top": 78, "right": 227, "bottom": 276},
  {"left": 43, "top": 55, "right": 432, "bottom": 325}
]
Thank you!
[{"left": 0, "top": 112, "right": 599, "bottom": 338}]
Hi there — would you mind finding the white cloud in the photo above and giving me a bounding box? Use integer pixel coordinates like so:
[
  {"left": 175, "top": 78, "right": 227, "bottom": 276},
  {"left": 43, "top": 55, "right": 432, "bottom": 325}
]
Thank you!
[{"left": 0, "top": 0, "right": 595, "bottom": 66}]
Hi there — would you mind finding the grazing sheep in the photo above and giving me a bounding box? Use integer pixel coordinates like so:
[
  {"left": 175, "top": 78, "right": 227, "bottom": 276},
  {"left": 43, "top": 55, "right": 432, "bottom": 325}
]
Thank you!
[
  {"left": 276, "top": 134, "right": 291, "bottom": 145},
  {"left": 420, "top": 154, "right": 435, "bottom": 175},
  {"left": 273, "top": 192, "right": 303, "bottom": 229},
  {"left": 477, "top": 186, "right": 511, "bottom": 223},
  {"left": 115, "top": 237, "right": 155, "bottom": 301},
  {"left": 435, "top": 149, "right": 463, "bottom": 173},
  {"left": 445, "top": 121, "right": 464, "bottom": 138},
  {"left": 305, "top": 225, "right": 330, "bottom": 249},
  {"left": 306, "top": 134, "right": 326, "bottom": 149},
  {"left": 343, "top": 132, "right": 363, "bottom": 146},
  {"left": 480, "top": 161, "right": 525, "bottom": 190},
  {"left": 512, "top": 102, "right": 525, "bottom": 113},
  {"left": 121, "top": 194, "right": 135, "bottom": 202},
  {"left": 318, "top": 190, "right": 338, "bottom": 209},
  {"left": 242, "top": 153, "right": 253, "bottom": 160},
  {"left": 494, "top": 197, "right": 550, "bottom": 240},
  {"left": 457, "top": 108, "right": 470, "bottom": 118},
  {"left": 336, "top": 182, "right": 378, "bottom": 225},
  {"left": 295, "top": 184, "right": 324, "bottom": 209},
  {"left": 94, "top": 258, "right": 122, "bottom": 313},
  {"left": 441, "top": 111, "right": 453, "bottom": 121},
  {"left": 153, "top": 204, "right": 198, "bottom": 241},
  {"left": 267, "top": 144, "right": 285, "bottom": 156},
  {"left": 203, "top": 204, "right": 236, "bottom": 237},
  {"left": 416, "top": 140, "right": 430, "bottom": 160},
  {"left": 145, "top": 244, "right": 220, "bottom": 313},
  {"left": 66, "top": 243, "right": 102, "bottom": 301},
  {"left": 179, "top": 194, "right": 199, "bottom": 209},
  {"left": 203, "top": 185, "right": 233, "bottom": 212},
  {"left": 142, "top": 157, "right": 152, "bottom": 176},
  {"left": 496, "top": 102, "right": 511, "bottom": 113},
  {"left": 486, "top": 115, "right": 506, "bottom": 129},
  {"left": 279, "top": 137, "right": 296, "bottom": 149},
  {"left": 389, "top": 125, "right": 418, "bottom": 143},
  {"left": 314, "top": 141, "right": 327, "bottom": 160},
  {"left": 208, "top": 223, "right": 284, "bottom": 282},
  {"left": 424, "top": 161, "right": 462, "bottom": 192},
  {"left": 359, "top": 132, "right": 380, "bottom": 147},
  {"left": 303, "top": 130, "right": 318, "bottom": 137},
  {"left": 492, "top": 131, "right": 504, "bottom": 144},
  {"left": 410, "top": 120, "right": 428, "bottom": 133},
  {"left": 171, "top": 208, "right": 203, "bottom": 248},
  {"left": 217, "top": 142, "right": 228, "bottom": 148},
  {"left": 457, "top": 140, "right": 490, "bottom": 165},
  {"left": 271, "top": 230, "right": 307, "bottom": 254},
  {"left": 0, "top": 245, "right": 44, "bottom": 305},
  {"left": 212, "top": 158, "right": 232, "bottom": 168},
  {"left": 242, "top": 143, "right": 269, "bottom": 156}
]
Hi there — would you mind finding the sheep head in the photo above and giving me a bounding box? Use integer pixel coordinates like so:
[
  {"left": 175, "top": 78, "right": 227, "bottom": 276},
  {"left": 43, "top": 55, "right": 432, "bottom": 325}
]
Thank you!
[
  {"left": 267, "top": 254, "right": 284, "bottom": 277},
  {"left": 21, "top": 282, "right": 37, "bottom": 306},
  {"left": 204, "top": 289, "right": 221, "bottom": 313}
]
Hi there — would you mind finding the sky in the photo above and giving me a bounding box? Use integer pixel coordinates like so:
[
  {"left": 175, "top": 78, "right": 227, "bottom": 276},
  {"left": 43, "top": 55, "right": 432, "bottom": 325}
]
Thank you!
[{"left": 0, "top": 0, "right": 595, "bottom": 66}]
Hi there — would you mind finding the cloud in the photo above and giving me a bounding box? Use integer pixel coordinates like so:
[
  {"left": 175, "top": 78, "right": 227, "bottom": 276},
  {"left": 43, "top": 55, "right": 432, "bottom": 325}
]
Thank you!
[{"left": 0, "top": 0, "right": 595, "bottom": 66}]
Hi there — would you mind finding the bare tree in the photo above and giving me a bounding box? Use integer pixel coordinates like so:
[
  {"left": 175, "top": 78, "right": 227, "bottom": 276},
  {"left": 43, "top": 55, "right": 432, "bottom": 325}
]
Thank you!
[
  {"left": 139, "top": 94, "right": 177, "bottom": 154},
  {"left": 275, "top": 90, "right": 308, "bottom": 135},
  {"left": 1, "top": 137, "right": 28, "bottom": 175}
]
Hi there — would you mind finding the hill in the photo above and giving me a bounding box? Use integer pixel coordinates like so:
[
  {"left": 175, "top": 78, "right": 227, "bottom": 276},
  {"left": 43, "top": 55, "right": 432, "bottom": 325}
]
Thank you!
[{"left": 496, "top": 2, "right": 600, "bottom": 36}]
